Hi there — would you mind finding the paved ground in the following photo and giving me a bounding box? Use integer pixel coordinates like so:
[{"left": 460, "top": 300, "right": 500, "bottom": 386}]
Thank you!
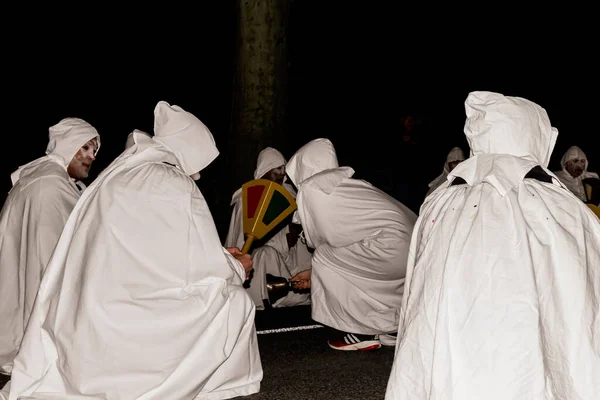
[
  {"left": 0, "top": 305, "right": 397, "bottom": 399},
  {"left": 243, "top": 305, "right": 395, "bottom": 399}
]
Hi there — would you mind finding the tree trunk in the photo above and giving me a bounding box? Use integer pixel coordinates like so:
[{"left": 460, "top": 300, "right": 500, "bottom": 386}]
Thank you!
[{"left": 228, "top": 0, "right": 291, "bottom": 195}]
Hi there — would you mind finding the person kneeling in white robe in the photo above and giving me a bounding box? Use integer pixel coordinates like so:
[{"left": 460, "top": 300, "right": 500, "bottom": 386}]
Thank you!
[
  {"left": 1, "top": 101, "right": 263, "bottom": 400},
  {"left": 385, "top": 91, "right": 600, "bottom": 400},
  {"left": 285, "top": 139, "right": 417, "bottom": 351},
  {"left": 224, "top": 147, "right": 312, "bottom": 310},
  {"left": 0, "top": 118, "right": 100, "bottom": 377}
]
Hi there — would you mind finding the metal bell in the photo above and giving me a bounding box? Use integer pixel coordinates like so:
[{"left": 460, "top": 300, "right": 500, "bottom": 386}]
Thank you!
[{"left": 266, "top": 273, "right": 293, "bottom": 305}]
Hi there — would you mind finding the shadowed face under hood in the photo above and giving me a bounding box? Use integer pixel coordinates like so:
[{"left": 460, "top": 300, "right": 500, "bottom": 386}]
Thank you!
[{"left": 254, "top": 147, "right": 286, "bottom": 181}]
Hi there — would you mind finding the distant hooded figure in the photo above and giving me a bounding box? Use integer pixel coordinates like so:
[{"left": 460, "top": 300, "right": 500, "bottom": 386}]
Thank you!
[
  {"left": 553, "top": 145, "right": 598, "bottom": 202},
  {"left": 0, "top": 118, "right": 100, "bottom": 376},
  {"left": 285, "top": 138, "right": 417, "bottom": 351},
  {"left": 425, "top": 146, "right": 465, "bottom": 197},
  {"left": 224, "top": 147, "right": 312, "bottom": 309},
  {"left": 2, "top": 102, "right": 262, "bottom": 400},
  {"left": 385, "top": 91, "right": 600, "bottom": 400}
]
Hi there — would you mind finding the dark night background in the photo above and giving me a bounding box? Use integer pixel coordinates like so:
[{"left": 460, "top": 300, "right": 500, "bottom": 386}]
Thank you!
[{"left": 2, "top": 3, "right": 597, "bottom": 239}]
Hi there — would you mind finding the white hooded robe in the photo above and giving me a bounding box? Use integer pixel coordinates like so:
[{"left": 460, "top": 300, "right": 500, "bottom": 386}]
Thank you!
[
  {"left": 286, "top": 139, "right": 417, "bottom": 335},
  {"left": 2, "top": 103, "right": 262, "bottom": 400},
  {"left": 385, "top": 91, "right": 600, "bottom": 400},
  {"left": 0, "top": 118, "right": 100, "bottom": 375}
]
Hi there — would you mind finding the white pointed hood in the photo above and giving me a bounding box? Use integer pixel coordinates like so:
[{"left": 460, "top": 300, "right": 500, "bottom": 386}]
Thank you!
[
  {"left": 11, "top": 118, "right": 100, "bottom": 185},
  {"left": 285, "top": 138, "right": 339, "bottom": 188},
  {"left": 463, "top": 91, "right": 558, "bottom": 167},
  {"left": 153, "top": 101, "right": 219, "bottom": 176},
  {"left": 449, "top": 91, "right": 559, "bottom": 197},
  {"left": 46, "top": 117, "right": 101, "bottom": 166},
  {"left": 253, "top": 147, "right": 286, "bottom": 179}
]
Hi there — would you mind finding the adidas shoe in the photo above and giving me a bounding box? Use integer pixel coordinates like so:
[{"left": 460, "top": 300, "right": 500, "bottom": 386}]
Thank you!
[{"left": 328, "top": 333, "right": 382, "bottom": 351}]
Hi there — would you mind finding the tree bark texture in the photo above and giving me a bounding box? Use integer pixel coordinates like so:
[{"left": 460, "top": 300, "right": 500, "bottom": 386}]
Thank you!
[{"left": 228, "top": 0, "right": 291, "bottom": 194}]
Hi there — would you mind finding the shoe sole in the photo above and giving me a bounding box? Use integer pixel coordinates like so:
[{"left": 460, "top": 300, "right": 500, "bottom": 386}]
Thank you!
[
  {"left": 379, "top": 338, "right": 397, "bottom": 346},
  {"left": 378, "top": 334, "right": 397, "bottom": 346},
  {"left": 328, "top": 341, "right": 382, "bottom": 351}
]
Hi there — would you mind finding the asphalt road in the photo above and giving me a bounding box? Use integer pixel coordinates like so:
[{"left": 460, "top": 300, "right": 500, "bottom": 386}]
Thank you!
[{"left": 243, "top": 305, "right": 395, "bottom": 399}]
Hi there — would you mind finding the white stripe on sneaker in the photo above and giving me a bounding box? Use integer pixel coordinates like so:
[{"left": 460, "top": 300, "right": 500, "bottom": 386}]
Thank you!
[{"left": 346, "top": 334, "right": 359, "bottom": 344}]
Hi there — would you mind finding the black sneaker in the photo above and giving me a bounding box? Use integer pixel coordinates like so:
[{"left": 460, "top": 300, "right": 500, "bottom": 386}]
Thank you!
[{"left": 328, "top": 333, "right": 381, "bottom": 351}]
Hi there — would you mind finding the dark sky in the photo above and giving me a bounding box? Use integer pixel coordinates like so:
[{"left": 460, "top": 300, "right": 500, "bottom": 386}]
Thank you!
[{"left": 2, "top": 3, "right": 597, "bottom": 227}]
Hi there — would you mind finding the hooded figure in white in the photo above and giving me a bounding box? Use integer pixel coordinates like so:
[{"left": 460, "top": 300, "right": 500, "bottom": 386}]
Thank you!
[
  {"left": 224, "top": 147, "right": 312, "bottom": 309},
  {"left": 1, "top": 102, "right": 262, "bottom": 400},
  {"left": 285, "top": 139, "right": 417, "bottom": 348},
  {"left": 553, "top": 145, "right": 598, "bottom": 202},
  {"left": 385, "top": 91, "right": 600, "bottom": 400},
  {"left": 425, "top": 146, "right": 465, "bottom": 197},
  {"left": 0, "top": 118, "right": 100, "bottom": 376}
]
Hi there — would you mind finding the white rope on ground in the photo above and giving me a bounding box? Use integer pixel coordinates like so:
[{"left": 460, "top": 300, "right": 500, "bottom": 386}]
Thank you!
[{"left": 256, "top": 324, "right": 324, "bottom": 335}]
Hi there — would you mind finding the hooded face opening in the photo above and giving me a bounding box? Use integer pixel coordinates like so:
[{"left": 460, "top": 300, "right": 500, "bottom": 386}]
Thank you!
[
  {"left": 67, "top": 138, "right": 99, "bottom": 181},
  {"left": 261, "top": 166, "right": 286, "bottom": 185},
  {"left": 561, "top": 146, "right": 589, "bottom": 179},
  {"left": 565, "top": 158, "right": 586, "bottom": 178}
]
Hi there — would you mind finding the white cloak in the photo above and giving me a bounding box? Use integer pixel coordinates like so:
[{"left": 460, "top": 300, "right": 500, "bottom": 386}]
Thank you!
[
  {"left": 386, "top": 158, "right": 600, "bottom": 399},
  {"left": 2, "top": 135, "right": 262, "bottom": 400},
  {"left": 0, "top": 156, "right": 83, "bottom": 375},
  {"left": 286, "top": 139, "right": 417, "bottom": 335},
  {"left": 386, "top": 91, "right": 600, "bottom": 400}
]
